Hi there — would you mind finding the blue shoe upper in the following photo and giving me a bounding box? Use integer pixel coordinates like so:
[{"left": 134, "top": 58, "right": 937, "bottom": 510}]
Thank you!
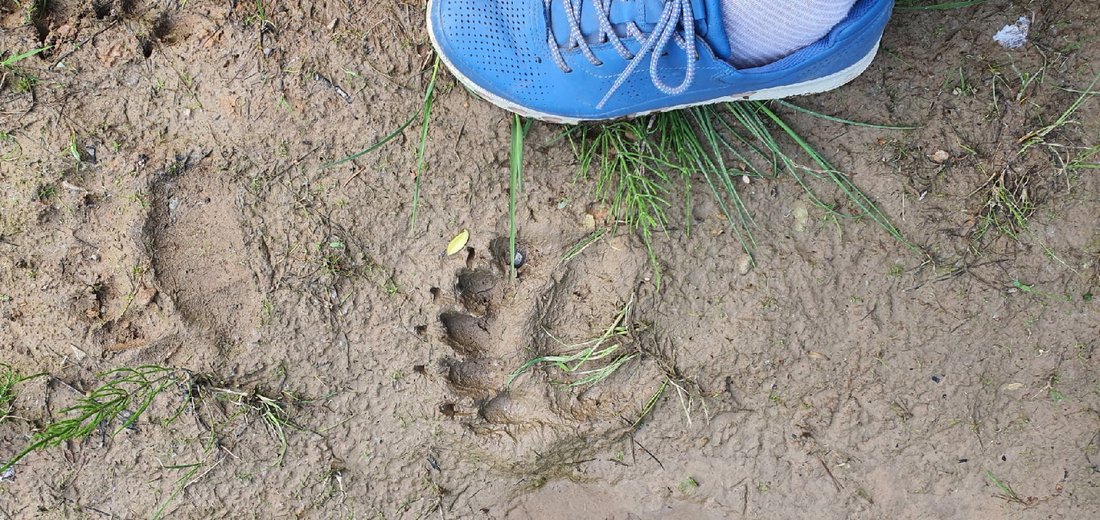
[{"left": 428, "top": 0, "right": 893, "bottom": 121}]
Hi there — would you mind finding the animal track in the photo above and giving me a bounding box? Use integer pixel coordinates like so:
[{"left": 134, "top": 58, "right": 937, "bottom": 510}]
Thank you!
[
  {"left": 144, "top": 153, "right": 262, "bottom": 345},
  {"left": 437, "top": 233, "right": 666, "bottom": 449}
]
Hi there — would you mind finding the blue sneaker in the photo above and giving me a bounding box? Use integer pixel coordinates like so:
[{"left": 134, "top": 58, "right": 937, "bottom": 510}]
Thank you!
[{"left": 427, "top": 0, "right": 893, "bottom": 124}]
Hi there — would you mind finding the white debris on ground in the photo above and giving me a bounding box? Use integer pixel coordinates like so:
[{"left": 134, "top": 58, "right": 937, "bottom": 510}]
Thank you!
[{"left": 994, "top": 16, "right": 1031, "bottom": 49}]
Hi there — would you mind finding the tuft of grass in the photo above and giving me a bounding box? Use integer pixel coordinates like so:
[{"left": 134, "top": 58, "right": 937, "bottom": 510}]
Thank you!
[
  {"left": 571, "top": 100, "right": 911, "bottom": 284},
  {"left": 570, "top": 118, "right": 677, "bottom": 286},
  {"left": 1, "top": 45, "right": 50, "bottom": 94},
  {"left": 1, "top": 364, "right": 44, "bottom": 422},
  {"left": 207, "top": 386, "right": 297, "bottom": 466},
  {"left": 1018, "top": 71, "right": 1100, "bottom": 153},
  {"left": 508, "top": 296, "right": 637, "bottom": 387},
  {"left": 1, "top": 366, "right": 313, "bottom": 473},
  {"left": 0, "top": 366, "right": 188, "bottom": 474},
  {"left": 973, "top": 71, "right": 1100, "bottom": 241},
  {"left": 972, "top": 169, "right": 1033, "bottom": 240},
  {"left": 985, "top": 470, "right": 1037, "bottom": 506},
  {"left": 754, "top": 102, "right": 908, "bottom": 245},
  {"left": 1062, "top": 144, "right": 1099, "bottom": 172}
]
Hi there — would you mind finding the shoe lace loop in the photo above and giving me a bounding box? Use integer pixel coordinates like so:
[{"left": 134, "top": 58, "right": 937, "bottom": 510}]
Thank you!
[{"left": 545, "top": 0, "right": 699, "bottom": 109}]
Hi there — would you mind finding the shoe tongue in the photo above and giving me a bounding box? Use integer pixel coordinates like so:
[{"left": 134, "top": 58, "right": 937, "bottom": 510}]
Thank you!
[
  {"left": 549, "top": 0, "right": 732, "bottom": 59},
  {"left": 698, "top": 0, "right": 732, "bottom": 59}
]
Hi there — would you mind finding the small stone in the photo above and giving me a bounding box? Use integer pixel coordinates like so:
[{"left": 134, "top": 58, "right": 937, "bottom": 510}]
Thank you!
[
  {"left": 582, "top": 213, "right": 596, "bottom": 231},
  {"left": 931, "top": 150, "right": 950, "bottom": 164},
  {"left": 736, "top": 254, "right": 753, "bottom": 275},
  {"left": 792, "top": 203, "right": 810, "bottom": 232},
  {"left": 134, "top": 285, "right": 158, "bottom": 307},
  {"left": 511, "top": 250, "right": 526, "bottom": 269},
  {"left": 585, "top": 202, "right": 609, "bottom": 224}
]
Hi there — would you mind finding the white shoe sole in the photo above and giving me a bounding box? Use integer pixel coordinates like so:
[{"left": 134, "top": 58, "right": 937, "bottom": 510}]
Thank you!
[{"left": 427, "top": 6, "right": 881, "bottom": 125}]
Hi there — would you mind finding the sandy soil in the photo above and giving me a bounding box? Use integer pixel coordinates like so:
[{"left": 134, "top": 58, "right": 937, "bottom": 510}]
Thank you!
[{"left": 1, "top": 0, "right": 1098, "bottom": 518}]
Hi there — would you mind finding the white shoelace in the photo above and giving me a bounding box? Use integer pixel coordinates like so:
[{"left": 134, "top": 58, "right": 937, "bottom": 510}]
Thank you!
[{"left": 545, "top": 0, "right": 699, "bottom": 109}]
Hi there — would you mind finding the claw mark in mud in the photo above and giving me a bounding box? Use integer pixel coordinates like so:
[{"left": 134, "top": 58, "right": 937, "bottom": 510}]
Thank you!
[{"left": 437, "top": 233, "right": 667, "bottom": 452}]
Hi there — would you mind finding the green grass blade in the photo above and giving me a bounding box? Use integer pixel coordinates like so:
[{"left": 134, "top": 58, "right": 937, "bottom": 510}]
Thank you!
[
  {"left": 561, "top": 229, "right": 608, "bottom": 264},
  {"left": 1, "top": 46, "right": 51, "bottom": 68},
  {"left": 756, "top": 102, "right": 911, "bottom": 247},
  {"left": 322, "top": 112, "right": 417, "bottom": 168},
  {"left": 775, "top": 100, "right": 921, "bottom": 130},
  {"left": 509, "top": 114, "right": 527, "bottom": 278},
  {"left": 409, "top": 56, "right": 441, "bottom": 232}
]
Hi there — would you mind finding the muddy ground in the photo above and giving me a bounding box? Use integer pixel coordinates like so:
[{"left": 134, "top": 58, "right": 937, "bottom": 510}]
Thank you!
[{"left": 1, "top": 0, "right": 1099, "bottom": 518}]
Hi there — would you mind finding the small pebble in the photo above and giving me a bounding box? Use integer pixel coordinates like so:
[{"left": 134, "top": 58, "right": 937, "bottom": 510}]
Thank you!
[
  {"left": 736, "top": 254, "right": 753, "bottom": 275},
  {"left": 582, "top": 213, "right": 596, "bottom": 231},
  {"left": 931, "top": 150, "right": 950, "bottom": 164},
  {"left": 792, "top": 204, "right": 810, "bottom": 232}
]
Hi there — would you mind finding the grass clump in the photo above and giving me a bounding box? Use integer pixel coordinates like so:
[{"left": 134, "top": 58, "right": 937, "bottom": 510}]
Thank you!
[
  {"left": 1, "top": 365, "right": 314, "bottom": 473},
  {"left": 1, "top": 363, "right": 43, "bottom": 422},
  {"left": 203, "top": 385, "right": 300, "bottom": 466},
  {"left": 508, "top": 296, "right": 638, "bottom": 387},
  {"left": 569, "top": 100, "right": 912, "bottom": 285},
  {"left": 1, "top": 45, "right": 49, "bottom": 93},
  {"left": 973, "top": 71, "right": 1100, "bottom": 241},
  {"left": 0, "top": 365, "right": 188, "bottom": 474}
]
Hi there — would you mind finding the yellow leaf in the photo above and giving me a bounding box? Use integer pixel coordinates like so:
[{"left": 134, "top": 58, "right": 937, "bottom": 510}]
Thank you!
[{"left": 445, "top": 229, "right": 469, "bottom": 256}]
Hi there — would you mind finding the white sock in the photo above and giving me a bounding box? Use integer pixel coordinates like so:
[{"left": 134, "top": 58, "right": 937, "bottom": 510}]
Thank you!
[{"left": 721, "top": 0, "right": 858, "bottom": 68}]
